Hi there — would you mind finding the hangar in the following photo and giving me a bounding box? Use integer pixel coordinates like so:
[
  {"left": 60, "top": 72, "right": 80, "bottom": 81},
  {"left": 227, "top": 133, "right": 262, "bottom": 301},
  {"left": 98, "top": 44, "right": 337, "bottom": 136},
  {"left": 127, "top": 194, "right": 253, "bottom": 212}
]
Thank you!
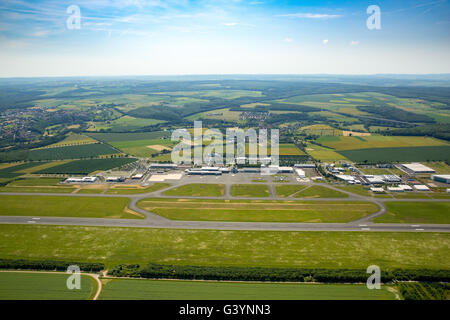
[{"left": 401, "top": 163, "right": 435, "bottom": 174}]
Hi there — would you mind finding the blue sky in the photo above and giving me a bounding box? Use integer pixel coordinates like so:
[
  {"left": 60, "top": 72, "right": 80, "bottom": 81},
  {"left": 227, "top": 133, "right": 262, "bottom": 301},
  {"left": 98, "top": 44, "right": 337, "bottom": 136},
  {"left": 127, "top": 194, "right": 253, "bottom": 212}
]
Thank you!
[{"left": 0, "top": 0, "right": 449, "bottom": 77}]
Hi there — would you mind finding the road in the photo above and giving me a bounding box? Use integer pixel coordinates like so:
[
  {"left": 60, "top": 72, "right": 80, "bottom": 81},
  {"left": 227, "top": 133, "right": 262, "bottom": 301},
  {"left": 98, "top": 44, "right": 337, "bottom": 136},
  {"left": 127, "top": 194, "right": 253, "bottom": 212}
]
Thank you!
[{"left": 0, "top": 182, "right": 449, "bottom": 233}]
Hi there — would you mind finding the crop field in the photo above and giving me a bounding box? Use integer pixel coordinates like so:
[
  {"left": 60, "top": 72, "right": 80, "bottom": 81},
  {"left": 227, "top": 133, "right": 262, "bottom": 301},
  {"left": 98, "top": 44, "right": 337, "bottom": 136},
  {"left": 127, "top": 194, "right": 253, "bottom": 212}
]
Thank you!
[
  {"left": 163, "top": 183, "right": 225, "bottom": 197},
  {"left": 0, "top": 272, "right": 95, "bottom": 300},
  {"left": 36, "top": 158, "right": 137, "bottom": 174},
  {"left": 275, "top": 185, "right": 308, "bottom": 197},
  {"left": 293, "top": 186, "right": 348, "bottom": 198},
  {"left": 105, "top": 183, "right": 171, "bottom": 194},
  {"left": 279, "top": 144, "right": 305, "bottom": 156},
  {"left": 110, "top": 139, "right": 174, "bottom": 158},
  {"left": 338, "top": 146, "right": 450, "bottom": 163},
  {"left": 299, "top": 124, "right": 343, "bottom": 136},
  {"left": 99, "top": 279, "right": 395, "bottom": 300},
  {"left": 88, "top": 116, "right": 166, "bottom": 132},
  {"left": 304, "top": 143, "right": 347, "bottom": 161},
  {"left": 1, "top": 224, "right": 449, "bottom": 269},
  {"left": 0, "top": 195, "right": 142, "bottom": 219},
  {"left": 44, "top": 134, "right": 98, "bottom": 148},
  {"left": 316, "top": 135, "right": 449, "bottom": 151},
  {"left": 29, "top": 143, "right": 120, "bottom": 161},
  {"left": 231, "top": 184, "right": 270, "bottom": 197},
  {"left": 278, "top": 92, "right": 450, "bottom": 123},
  {"left": 187, "top": 108, "right": 242, "bottom": 122},
  {"left": 86, "top": 131, "right": 169, "bottom": 143},
  {"left": 0, "top": 162, "right": 48, "bottom": 178},
  {"left": 137, "top": 198, "right": 378, "bottom": 223},
  {"left": 374, "top": 202, "right": 450, "bottom": 224},
  {"left": 424, "top": 161, "right": 450, "bottom": 174}
]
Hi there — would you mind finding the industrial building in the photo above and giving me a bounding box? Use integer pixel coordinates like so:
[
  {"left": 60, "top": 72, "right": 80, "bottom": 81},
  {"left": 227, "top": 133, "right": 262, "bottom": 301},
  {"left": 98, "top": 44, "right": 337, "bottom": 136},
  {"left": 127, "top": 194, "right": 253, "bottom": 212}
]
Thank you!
[
  {"left": 294, "top": 163, "right": 316, "bottom": 168},
  {"left": 370, "top": 187, "right": 385, "bottom": 193},
  {"left": 295, "top": 169, "right": 306, "bottom": 178},
  {"left": 414, "top": 184, "right": 430, "bottom": 191},
  {"left": 149, "top": 163, "right": 178, "bottom": 170},
  {"left": 65, "top": 176, "right": 97, "bottom": 183},
  {"left": 185, "top": 167, "right": 222, "bottom": 175},
  {"left": 401, "top": 163, "right": 435, "bottom": 174},
  {"left": 432, "top": 174, "right": 450, "bottom": 184},
  {"left": 106, "top": 176, "right": 125, "bottom": 182}
]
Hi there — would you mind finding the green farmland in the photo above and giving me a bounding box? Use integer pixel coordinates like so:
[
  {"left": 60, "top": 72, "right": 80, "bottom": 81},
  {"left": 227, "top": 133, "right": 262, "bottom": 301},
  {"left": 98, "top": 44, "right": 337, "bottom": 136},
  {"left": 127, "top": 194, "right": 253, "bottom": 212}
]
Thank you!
[
  {"left": 0, "top": 195, "right": 142, "bottom": 219},
  {"left": 36, "top": 158, "right": 137, "bottom": 174},
  {"left": 163, "top": 184, "right": 225, "bottom": 197},
  {"left": 0, "top": 272, "right": 96, "bottom": 300},
  {"left": 374, "top": 202, "right": 450, "bottom": 224},
  {"left": 338, "top": 146, "right": 450, "bottom": 163},
  {"left": 137, "top": 199, "right": 378, "bottom": 223},
  {"left": 99, "top": 279, "right": 395, "bottom": 300},
  {"left": 0, "top": 225, "right": 449, "bottom": 269}
]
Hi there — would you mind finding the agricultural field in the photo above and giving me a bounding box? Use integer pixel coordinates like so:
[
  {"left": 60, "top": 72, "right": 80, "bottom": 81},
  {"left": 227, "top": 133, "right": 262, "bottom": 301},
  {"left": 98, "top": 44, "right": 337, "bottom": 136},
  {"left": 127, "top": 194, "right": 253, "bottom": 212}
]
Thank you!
[
  {"left": 87, "top": 116, "right": 166, "bottom": 132},
  {"left": 304, "top": 143, "right": 347, "bottom": 161},
  {"left": 36, "top": 158, "right": 137, "bottom": 174},
  {"left": 1, "top": 224, "right": 449, "bottom": 270},
  {"left": 43, "top": 134, "right": 97, "bottom": 148},
  {"left": 0, "top": 162, "right": 49, "bottom": 182},
  {"left": 374, "top": 202, "right": 450, "bottom": 224},
  {"left": 316, "top": 135, "right": 449, "bottom": 151},
  {"left": 187, "top": 108, "right": 242, "bottom": 122},
  {"left": 338, "top": 146, "right": 450, "bottom": 163},
  {"left": 25, "top": 144, "right": 120, "bottom": 161},
  {"left": 0, "top": 178, "right": 77, "bottom": 193},
  {"left": 0, "top": 195, "right": 142, "bottom": 219},
  {"left": 163, "top": 183, "right": 225, "bottom": 197},
  {"left": 0, "top": 272, "right": 95, "bottom": 300},
  {"left": 105, "top": 183, "right": 171, "bottom": 195},
  {"left": 86, "top": 131, "right": 170, "bottom": 143},
  {"left": 137, "top": 198, "right": 378, "bottom": 223},
  {"left": 299, "top": 124, "right": 343, "bottom": 136},
  {"left": 293, "top": 186, "right": 349, "bottom": 198},
  {"left": 231, "top": 184, "right": 270, "bottom": 197},
  {"left": 279, "top": 144, "right": 305, "bottom": 156},
  {"left": 110, "top": 139, "right": 173, "bottom": 158},
  {"left": 99, "top": 279, "right": 395, "bottom": 300},
  {"left": 275, "top": 185, "right": 309, "bottom": 197}
]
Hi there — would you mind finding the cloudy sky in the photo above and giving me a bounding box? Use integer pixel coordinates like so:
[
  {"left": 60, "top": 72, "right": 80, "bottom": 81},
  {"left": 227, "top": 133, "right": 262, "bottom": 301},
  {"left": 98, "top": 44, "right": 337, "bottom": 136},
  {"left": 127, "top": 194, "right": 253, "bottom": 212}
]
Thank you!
[{"left": 0, "top": 0, "right": 449, "bottom": 77}]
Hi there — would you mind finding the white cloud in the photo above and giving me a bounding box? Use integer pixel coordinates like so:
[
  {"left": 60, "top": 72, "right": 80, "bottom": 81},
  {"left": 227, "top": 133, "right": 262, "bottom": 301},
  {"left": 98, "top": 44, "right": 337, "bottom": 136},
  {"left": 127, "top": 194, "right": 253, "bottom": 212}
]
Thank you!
[
  {"left": 284, "top": 37, "right": 293, "bottom": 43},
  {"left": 350, "top": 40, "right": 359, "bottom": 46},
  {"left": 322, "top": 39, "right": 329, "bottom": 45},
  {"left": 223, "top": 22, "right": 238, "bottom": 26},
  {"left": 277, "top": 13, "right": 342, "bottom": 19}
]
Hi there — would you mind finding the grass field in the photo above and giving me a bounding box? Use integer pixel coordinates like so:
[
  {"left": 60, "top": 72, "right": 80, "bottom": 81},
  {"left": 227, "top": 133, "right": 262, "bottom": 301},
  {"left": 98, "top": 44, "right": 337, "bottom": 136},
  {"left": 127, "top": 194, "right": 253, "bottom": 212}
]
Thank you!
[
  {"left": 374, "top": 202, "right": 450, "bottom": 224},
  {"left": 338, "top": 146, "right": 450, "bottom": 163},
  {"left": 105, "top": 183, "right": 171, "bottom": 194},
  {"left": 231, "top": 184, "right": 270, "bottom": 197},
  {"left": 36, "top": 158, "right": 137, "bottom": 174},
  {"left": 25, "top": 143, "right": 120, "bottom": 161},
  {"left": 316, "top": 136, "right": 448, "bottom": 151},
  {"left": 137, "top": 199, "right": 378, "bottom": 223},
  {"left": 99, "top": 279, "right": 395, "bottom": 300},
  {"left": 275, "top": 185, "right": 308, "bottom": 197},
  {"left": 163, "top": 184, "right": 225, "bottom": 197},
  {"left": 86, "top": 131, "right": 169, "bottom": 143},
  {"left": 0, "top": 272, "right": 95, "bottom": 300},
  {"left": 278, "top": 144, "right": 305, "bottom": 156},
  {"left": 0, "top": 186, "right": 76, "bottom": 193},
  {"left": 110, "top": 139, "right": 173, "bottom": 158},
  {"left": 294, "top": 186, "right": 349, "bottom": 198},
  {"left": 7, "top": 178, "right": 63, "bottom": 186},
  {"left": 0, "top": 195, "right": 142, "bottom": 219},
  {"left": 0, "top": 225, "right": 449, "bottom": 269},
  {"left": 335, "top": 185, "right": 372, "bottom": 196},
  {"left": 304, "top": 143, "right": 347, "bottom": 161},
  {"left": 44, "top": 134, "right": 97, "bottom": 148}
]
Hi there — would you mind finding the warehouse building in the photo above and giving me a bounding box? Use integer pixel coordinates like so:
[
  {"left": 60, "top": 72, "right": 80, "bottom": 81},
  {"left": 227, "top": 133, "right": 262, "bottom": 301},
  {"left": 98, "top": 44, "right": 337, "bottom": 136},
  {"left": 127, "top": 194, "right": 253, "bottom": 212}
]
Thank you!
[
  {"left": 295, "top": 169, "right": 306, "bottom": 178},
  {"left": 414, "top": 184, "right": 430, "bottom": 191},
  {"left": 401, "top": 163, "right": 435, "bottom": 174},
  {"left": 432, "top": 174, "right": 450, "bottom": 184},
  {"left": 149, "top": 163, "right": 178, "bottom": 170},
  {"left": 294, "top": 163, "right": 316, "bottom": 168}
]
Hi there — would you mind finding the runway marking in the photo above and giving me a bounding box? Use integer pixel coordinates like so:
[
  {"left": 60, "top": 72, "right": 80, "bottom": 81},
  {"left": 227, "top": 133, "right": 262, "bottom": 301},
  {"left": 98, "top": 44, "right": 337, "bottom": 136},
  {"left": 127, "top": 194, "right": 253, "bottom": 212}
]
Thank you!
[
  {"left": 359, "top": 224, "right": 368, "bottom": 227},
  {"left": 32, "top": 217, "right": 40, "bottom": 220},
  {"left": 361, "top": 228, "right": 370, "bottom": 231},
  {"left": 415, "top": 228, "right": 425, "bottom": 231},
  {"left": 411, "top": 225, "right": 420, "bottom": 227},
  {"left": 27, "top": 221, "right": 36, "bottom": 224}
]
